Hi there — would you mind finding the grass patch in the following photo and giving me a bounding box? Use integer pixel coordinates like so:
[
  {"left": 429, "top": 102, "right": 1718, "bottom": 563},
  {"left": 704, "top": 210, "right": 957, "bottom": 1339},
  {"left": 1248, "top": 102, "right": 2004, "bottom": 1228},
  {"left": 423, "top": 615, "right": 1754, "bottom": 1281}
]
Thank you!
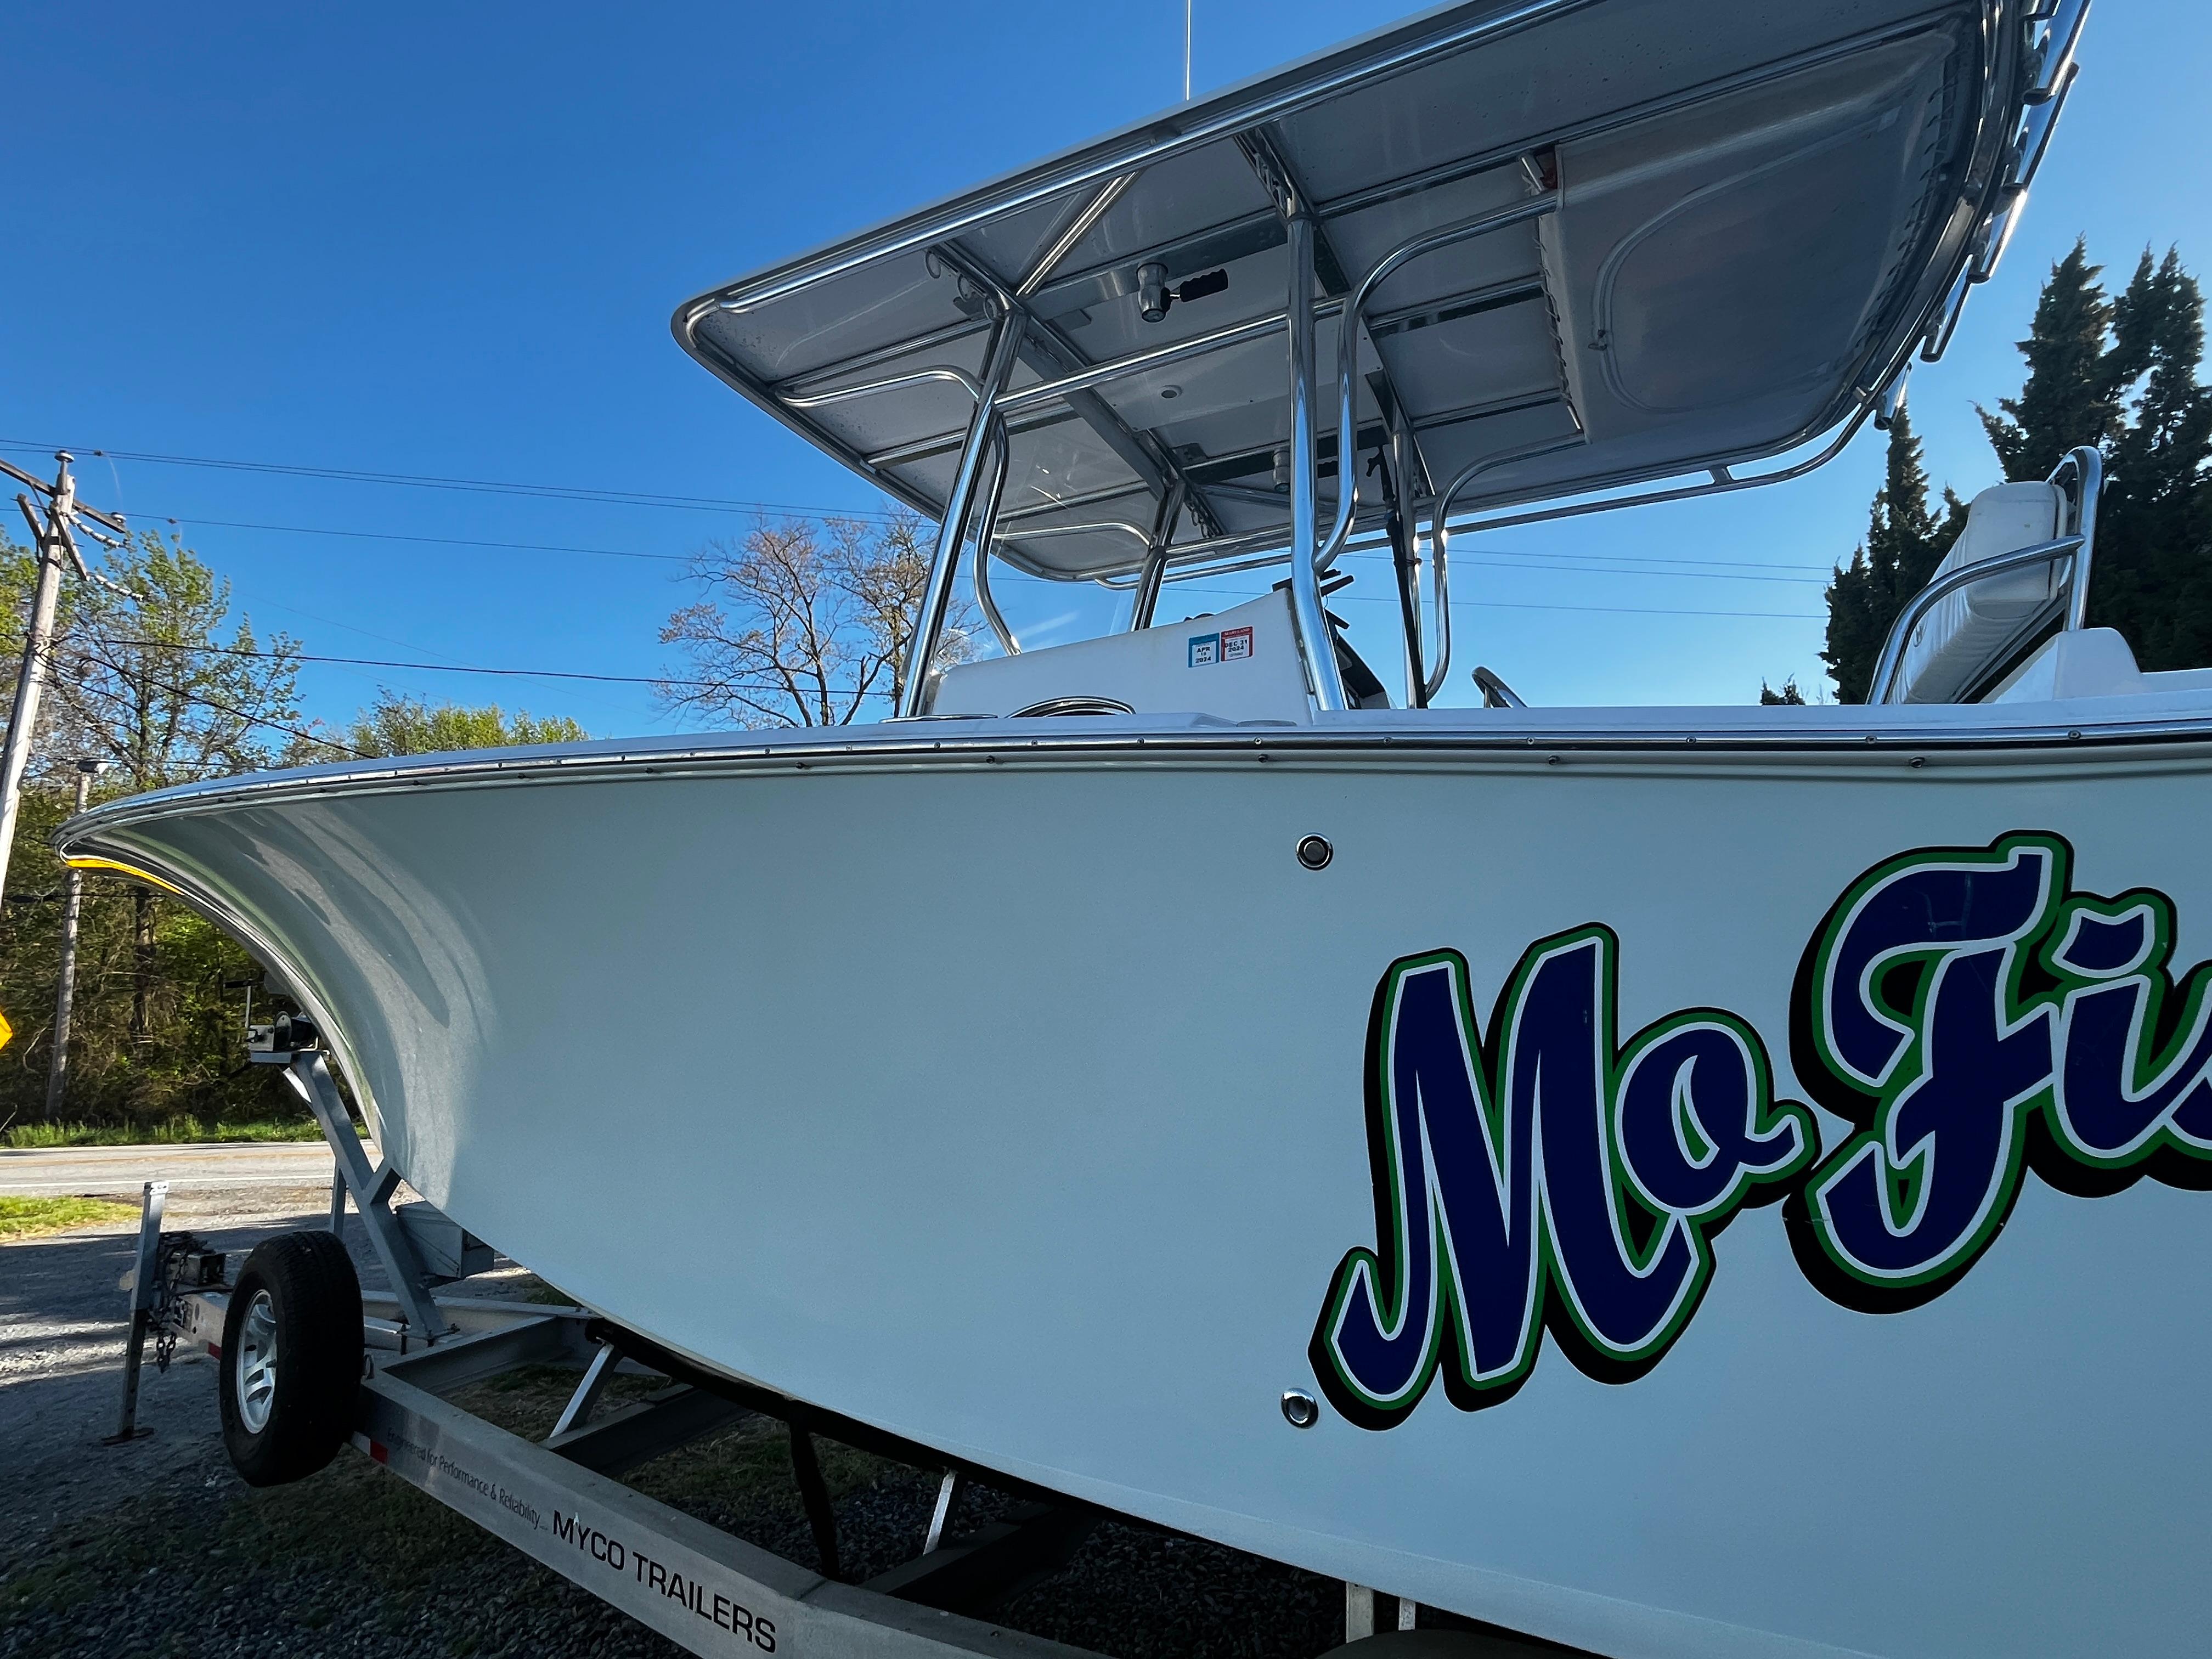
[
  {"left": 0, "top": 1195, "right": 138, "bottom": 1239},
  {"left": 1, "top": 1117, "right": 342, "bottom": 1148}
]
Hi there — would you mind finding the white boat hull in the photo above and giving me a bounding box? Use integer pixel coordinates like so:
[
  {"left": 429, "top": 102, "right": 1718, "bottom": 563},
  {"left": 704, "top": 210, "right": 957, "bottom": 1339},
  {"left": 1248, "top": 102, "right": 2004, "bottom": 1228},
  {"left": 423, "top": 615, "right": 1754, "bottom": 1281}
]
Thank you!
[{"left": 61, "top": 705, "right": 2212, "bottom": 1659}]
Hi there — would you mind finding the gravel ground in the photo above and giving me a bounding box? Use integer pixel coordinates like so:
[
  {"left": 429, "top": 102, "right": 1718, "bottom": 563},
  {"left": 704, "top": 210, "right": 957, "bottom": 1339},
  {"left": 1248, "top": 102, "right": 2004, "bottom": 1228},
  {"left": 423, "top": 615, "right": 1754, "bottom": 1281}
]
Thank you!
[{"left": 0, "top": 1175, "right": 1564, "bottom": 1659}]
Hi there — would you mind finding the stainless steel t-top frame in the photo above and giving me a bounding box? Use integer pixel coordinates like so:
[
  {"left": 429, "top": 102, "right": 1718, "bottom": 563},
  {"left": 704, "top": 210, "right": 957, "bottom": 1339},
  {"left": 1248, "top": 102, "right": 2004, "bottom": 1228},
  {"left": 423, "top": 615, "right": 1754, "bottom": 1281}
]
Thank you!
[{"left": 676, "top": 0, "right": 2078, "bottom": 715}]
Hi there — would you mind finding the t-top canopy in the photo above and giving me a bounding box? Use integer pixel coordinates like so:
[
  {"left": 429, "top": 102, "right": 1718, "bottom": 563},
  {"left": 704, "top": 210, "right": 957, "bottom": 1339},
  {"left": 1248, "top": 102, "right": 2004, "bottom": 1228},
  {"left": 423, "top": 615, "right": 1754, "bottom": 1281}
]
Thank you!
[{"left": 675, "top": 0, "right": 2070, "bottom": 585}]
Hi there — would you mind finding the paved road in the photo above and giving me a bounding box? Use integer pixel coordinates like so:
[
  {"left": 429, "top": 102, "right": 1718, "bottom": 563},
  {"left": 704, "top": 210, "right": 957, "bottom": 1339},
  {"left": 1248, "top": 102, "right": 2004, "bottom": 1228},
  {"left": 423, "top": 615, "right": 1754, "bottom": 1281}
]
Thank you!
[
  {"left": 0, "top": 1171, "right": 520, "bottom": 1566},
  {"left": 0, "top": 1139, "right": 355, "bottom": 1195}
]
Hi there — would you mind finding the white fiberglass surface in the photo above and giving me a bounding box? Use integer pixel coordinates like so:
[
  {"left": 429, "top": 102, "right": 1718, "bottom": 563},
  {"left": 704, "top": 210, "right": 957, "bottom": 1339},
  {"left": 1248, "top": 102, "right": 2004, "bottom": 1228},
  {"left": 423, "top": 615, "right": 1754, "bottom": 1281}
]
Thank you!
[{"left": 72, "top": 731, "right": 2212, "bottom": 1659}]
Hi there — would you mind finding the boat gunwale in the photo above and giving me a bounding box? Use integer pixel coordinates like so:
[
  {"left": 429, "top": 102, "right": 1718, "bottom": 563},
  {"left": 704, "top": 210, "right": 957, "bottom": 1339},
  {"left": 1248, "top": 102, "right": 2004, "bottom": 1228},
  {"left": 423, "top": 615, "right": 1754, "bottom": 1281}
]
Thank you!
[{"left": 52, "top": 703, "right": 2212, "bottom": 847}]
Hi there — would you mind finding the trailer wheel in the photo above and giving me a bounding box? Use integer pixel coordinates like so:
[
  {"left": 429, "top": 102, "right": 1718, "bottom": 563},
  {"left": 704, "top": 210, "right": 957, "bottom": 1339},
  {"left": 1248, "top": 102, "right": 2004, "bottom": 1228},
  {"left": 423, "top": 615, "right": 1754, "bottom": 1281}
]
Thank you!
[{"left": 219, "top": 1229, "right": 363, "bottom": 1486}]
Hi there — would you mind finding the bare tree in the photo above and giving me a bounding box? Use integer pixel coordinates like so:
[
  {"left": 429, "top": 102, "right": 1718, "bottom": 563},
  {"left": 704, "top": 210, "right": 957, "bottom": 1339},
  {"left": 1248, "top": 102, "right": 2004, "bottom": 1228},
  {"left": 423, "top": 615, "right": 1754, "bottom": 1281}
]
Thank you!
[{"left": 658, "top": 512, "right": 974, "bottom": 728}]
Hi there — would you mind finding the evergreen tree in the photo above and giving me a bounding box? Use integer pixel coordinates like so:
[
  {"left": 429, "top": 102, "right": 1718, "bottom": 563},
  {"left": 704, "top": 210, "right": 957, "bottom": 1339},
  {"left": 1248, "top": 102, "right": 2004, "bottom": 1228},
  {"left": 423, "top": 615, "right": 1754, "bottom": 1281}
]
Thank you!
[
  {"left": 1826, "top": 240, "right": 2212, "bottom": 696},
  {"left": 2096, "top": 250, "right": 2212, "bottom": 668},
  {"left": 1820, "top": 410, "right": 1968, "bottom": 702},
  {"left": 1979, "top": 240, "right": 2123, "bottom": 480}
]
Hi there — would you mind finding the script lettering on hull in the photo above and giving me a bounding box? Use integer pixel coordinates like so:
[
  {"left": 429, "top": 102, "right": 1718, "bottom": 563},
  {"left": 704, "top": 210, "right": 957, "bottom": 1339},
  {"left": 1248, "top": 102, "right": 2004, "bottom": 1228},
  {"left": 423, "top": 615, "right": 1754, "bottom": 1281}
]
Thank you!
[{"left": 1313, "top": 833, "right": 2212, "bottom": 1426}]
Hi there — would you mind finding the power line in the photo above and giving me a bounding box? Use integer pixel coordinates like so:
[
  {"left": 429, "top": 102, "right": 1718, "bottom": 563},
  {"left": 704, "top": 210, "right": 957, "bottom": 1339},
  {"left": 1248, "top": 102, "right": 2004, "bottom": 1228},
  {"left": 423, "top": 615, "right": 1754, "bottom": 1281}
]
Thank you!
[
  {"left": 1462, "top": 597, "right": 1821, "bottom": 622},
  {"left": 162, "top": 516, "right": 693, "bottom": 565},
  {"left": 93, "top": 636, "right": 704, "bottom": 688},
  {"left": 80, "top": 635, "right": 895, "bottom": 699},
  {"left": 0, "top": 438, "right": 911, "bottom": 524},
  {"left": 151, "top": 510, "right": 1829, "bottom": 584},
  {"left": 1337, "top": 545, "right": 1833, "bottom": 575},
  {"left": 59, "top": 646, "right": 372, "bottom": 759},
  {"left": 6, "top": 439, "right": 1841, "bottom": 575},
  {"left": 1444, "top": 556, "right": 1822, "bottom": 586}
]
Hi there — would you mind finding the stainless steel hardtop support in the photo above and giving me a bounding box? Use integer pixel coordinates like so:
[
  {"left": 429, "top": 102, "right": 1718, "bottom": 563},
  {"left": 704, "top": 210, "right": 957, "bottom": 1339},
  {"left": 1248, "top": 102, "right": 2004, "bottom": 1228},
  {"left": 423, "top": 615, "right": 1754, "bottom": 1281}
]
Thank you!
[
  {"left": 1868, "top": 444, "right": 2103, "bottom": 705},
  {"left": 1284, "top": 200, "right": 1349, "bottom": 711},
  {"left": 904, "top": 317, "right": 1025, "bottom": 716},
  {"left": 1130, "top": 477, "right": 1188, "bottom": 631}
]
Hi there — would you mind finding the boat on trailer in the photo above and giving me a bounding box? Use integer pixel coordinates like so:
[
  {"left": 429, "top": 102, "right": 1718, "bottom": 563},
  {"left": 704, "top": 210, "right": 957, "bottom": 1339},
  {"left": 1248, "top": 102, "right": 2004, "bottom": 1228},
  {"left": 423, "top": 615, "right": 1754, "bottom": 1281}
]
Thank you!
[{"left": 70, "top": 2, "right": 2212, "bottom": 1655}]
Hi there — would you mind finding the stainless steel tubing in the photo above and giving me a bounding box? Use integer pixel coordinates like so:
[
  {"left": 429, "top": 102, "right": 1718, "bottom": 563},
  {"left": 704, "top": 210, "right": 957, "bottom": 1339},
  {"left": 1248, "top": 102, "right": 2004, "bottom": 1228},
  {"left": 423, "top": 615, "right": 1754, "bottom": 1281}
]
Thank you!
[
  {"left": 1285, "top": 211, "right": 1347, "bottom": 712},
  {"left": 902, "top": 317, "right": 1026, "bottom": 716},
  {"left": 1388, "top": 415, "right": 1426, "bottom": 707},
  {"left": 1131, "top": 478, "right": 1188, "bottom": 631},
  {"left": 971, "top": 424, "right": 1019, "bottom": 656},
  {"left": 2059, "top": 444, "right": 2102, "bottom": 632},
  {"left": 1314, "top": 188, "right": 1560, "bottom": 572},
  {"left": 995, "top": 301, "right": 1346, "bottom": 418},
  {"left": 1017, "top": 172, "right": 1142, "bottom": 300},
  {"left": 1867, "top": 534, "right": 2086, "bottom": 704},
  {"left": 1868, "top": 443, "right": 2102, "bottom": 702},
  {"left": 1423, "top": 436, "right": 1588, "bottom": 702},
  {"left": 779, "top": 366, "right": 983, "bottom": 411}
]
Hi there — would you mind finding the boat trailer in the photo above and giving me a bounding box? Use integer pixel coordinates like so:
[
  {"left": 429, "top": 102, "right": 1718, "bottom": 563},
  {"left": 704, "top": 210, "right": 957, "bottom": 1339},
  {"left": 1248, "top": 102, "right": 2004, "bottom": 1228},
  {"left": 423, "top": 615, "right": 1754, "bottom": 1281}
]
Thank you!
[{"left": 105, "top": 1043, "right": 1472, "bottom": 1658}]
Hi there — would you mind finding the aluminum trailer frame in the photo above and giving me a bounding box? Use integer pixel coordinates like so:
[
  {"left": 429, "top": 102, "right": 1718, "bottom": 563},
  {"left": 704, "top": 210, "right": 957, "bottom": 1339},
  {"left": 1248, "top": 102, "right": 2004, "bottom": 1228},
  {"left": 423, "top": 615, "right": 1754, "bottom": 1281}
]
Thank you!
[
  {"left": 144, "top": 1269, "right": 1118, "bottom": 1657},
  {"left": 110, "top": 1161, "right": 1440, "bottom": 1656}
]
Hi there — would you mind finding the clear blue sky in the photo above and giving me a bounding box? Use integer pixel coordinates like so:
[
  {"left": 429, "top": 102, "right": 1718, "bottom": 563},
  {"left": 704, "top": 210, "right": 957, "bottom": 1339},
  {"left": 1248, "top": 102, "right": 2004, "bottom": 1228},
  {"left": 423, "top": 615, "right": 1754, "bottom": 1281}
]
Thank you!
[{"left": 2, "top": 2, "right": 2205, "bottom": 737}]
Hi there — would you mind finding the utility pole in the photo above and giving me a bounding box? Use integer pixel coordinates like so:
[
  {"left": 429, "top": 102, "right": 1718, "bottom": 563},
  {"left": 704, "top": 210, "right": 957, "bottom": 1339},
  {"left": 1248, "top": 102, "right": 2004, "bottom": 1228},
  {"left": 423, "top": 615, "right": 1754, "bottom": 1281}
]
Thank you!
[
  {"left": 45, "top": 758, "right": 105, "bottom": 1118},
  {"left": 0, "top": 451, "right": 126, "bottom": 915}
]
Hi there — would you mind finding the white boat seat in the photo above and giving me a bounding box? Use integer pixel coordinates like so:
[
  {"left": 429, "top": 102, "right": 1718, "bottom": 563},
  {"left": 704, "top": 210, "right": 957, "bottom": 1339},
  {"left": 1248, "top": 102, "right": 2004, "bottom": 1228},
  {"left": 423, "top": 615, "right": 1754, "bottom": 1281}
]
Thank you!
[
  {"left": 1892, "top": 481, "right": 2064, "bottom": 704},
  {"left": 925, "top": 589, "right": 1316, "bottom": 723}
]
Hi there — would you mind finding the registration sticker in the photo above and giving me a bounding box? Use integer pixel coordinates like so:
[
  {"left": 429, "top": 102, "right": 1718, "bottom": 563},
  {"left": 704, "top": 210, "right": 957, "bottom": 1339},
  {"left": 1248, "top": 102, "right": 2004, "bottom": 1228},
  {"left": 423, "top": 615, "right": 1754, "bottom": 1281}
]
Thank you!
[{"left": 1189, "top": 626, "right": 1253, "bottom": 667}]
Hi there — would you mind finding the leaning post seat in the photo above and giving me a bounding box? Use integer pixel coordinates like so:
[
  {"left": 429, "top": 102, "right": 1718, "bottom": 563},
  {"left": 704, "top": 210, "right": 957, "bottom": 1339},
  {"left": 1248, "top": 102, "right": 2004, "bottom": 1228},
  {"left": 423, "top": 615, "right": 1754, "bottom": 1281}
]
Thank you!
[{"left": 1892, "top": 481, "right": 2064, "bottom": 704}]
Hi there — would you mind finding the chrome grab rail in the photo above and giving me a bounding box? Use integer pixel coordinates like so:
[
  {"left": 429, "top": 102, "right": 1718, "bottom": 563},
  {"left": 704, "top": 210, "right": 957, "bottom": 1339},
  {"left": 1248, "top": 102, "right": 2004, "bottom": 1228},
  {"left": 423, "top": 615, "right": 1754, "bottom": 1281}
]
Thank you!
[
  {"left": 1865, "top": 535, "right": 2084, "bottom": 705},
  {"left": 971, "top": 423, "right": 1019, "bottom": 656},
  {"left": 1421, "top": 435, "right": 1589, "bottom": 701},
  {"left": 2058, "top": 444, "right": 2103, "bottom": 632},
  {"left": 1010, "top": 695, "right": 1135, "bottom": 718},
  {"left": 1867, "top": 443, "right": 2102, "bottom": 705},
  {"left": 778, "top": 366, "right": 982, "bottom": 412},
  {"left": 1314, "top": 185, "right": 1560, "bottom": 572},
  {"left": 1472, "top": 667, "right": 1526, "bottom": 709},
  {"left": 996, "top": 520, "right": 1155, "bottom": 550},
  {"left": 1436, "top": 411, "right": 1873, "bottom": 541}
]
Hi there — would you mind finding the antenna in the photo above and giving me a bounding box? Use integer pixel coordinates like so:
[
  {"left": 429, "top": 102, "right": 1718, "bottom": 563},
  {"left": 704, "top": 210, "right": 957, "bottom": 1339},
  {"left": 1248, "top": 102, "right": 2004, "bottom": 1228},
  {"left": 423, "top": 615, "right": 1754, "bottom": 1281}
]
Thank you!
[{"left": 1183, "top": 1, "right": 1192, "bottom": 100}]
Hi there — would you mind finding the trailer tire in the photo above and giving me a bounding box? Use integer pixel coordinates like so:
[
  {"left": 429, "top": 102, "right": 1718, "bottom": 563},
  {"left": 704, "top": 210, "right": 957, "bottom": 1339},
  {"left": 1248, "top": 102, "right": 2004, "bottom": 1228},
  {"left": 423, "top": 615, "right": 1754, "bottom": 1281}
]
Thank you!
[{"left": 219, "top": 1229, "right": 363, "bottom": 1486}]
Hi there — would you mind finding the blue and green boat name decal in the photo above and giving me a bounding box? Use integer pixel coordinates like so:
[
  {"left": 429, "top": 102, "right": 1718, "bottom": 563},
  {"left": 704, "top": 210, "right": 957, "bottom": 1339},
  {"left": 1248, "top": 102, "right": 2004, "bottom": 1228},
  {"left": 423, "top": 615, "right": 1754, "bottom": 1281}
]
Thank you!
[{"left": 1311, "top": 832, "right": 2212, "bottom": 1429}]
